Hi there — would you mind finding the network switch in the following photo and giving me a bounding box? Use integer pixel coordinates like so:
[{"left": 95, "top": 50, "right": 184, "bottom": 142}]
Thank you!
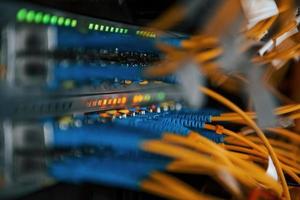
[{"left": 1, "top": 1, "right": 300, "bottom": 200}]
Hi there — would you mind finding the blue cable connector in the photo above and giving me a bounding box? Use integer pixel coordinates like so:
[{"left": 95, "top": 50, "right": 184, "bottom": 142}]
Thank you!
[
  {"left": 56, "top": 28, "right": 158, "bottom": 53},
  {"left": 52, "top": 124, "right": 154, "bottom": 150},
  {"left": 50, "top": 155, "right": 169, "bottom": 190}
]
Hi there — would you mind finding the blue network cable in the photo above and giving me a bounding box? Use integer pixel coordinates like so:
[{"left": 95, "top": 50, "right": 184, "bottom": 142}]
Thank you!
[
  {"left": 114, "top": 119, "right": 190, "bottom": 136},
  {"left": 52, "top": 123, "right": 155, "bottom": 150},
  {"left": 159, "top": 36, "right": 189, "bottom": 48},
  {"left": 192, "top": 128, "right": 225, "bottom": 143},
  {"left": 175, "top": 108, "right": 221, "bottom": 116},
  {"left": 50, "top": 155, "right": 169, "bottom": 190},
  {"left": 54, "top": 64, "right": 145, "bottom": 82},
  {"left": 51, "top": 108, "right": 224, "bottom": 152},
  {"left": 56, "top": 28, "right": 158, "bottom": 53},
  {"left": 56, "top": 27, "right": 187, "bottom": 52},
  {"left": 49, "top": 64, "right": 178, "bottom": 88},
  {"left": 48, "top": 107, "right": 225, "bottom": 190},
  {"left": 112, "top": 108, "right": 224, "bottom": 143},
  {"left": 56, "top": 27, "right": 189, "bottom": 53}
]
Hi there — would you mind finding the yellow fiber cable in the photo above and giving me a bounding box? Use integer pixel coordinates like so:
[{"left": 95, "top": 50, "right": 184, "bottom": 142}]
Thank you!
[
  {"left": 160, "top": 134, "right": 282, "bottom": 194},
  {"left": 268, "top": 128, "right": 300, "bottom": 144},
  {"left": 199, "top": 86, "right": 290, "bottom": 200},
  {"left": 150, "top": 172, "right": 213, "bottom": 200},
  {"left": 141, "top": 180, "right": 187, "bottom": 200}
]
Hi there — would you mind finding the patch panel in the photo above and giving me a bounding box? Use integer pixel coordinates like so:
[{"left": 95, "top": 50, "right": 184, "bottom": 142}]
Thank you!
[
  {"left": 0, "top": 102, "right": 224, "bottom": 197},
  {"left": 1, "top": 25, "right": 184, "bottom": 91},
  {"left": 0, "top": 83, "right": 182, "bottom": 119},
  {"left": 1, "top": 2, "right": 186, "bottom": 90}
]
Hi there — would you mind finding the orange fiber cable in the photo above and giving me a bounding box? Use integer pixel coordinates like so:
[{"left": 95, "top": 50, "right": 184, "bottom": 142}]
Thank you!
[{"left": 199, "top": 86, "right": 290, "bottom": 199}]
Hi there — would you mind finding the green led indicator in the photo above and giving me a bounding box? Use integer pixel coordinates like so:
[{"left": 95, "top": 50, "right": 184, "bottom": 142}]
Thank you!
[
  {"left": 144, "top": 94, "right": 151, "bottom": 101},
  {"left": 136, "top": 30, "right": 140, "bottom": 35},
  {"left": 17, "top": 9, "right": 27, "bottom": 21},
  {"left": 115, "top": 27, "right": 119, "bottom": 33},
  {"left": 34, "top": 12, "right": 43, "bottom": 23},
  {"left": 100, "top": 25, "right": 104, "bottom": 31},
  {"left": 26, "top": 10, "right": 35, "bottom": 22},
  {"left": 50, "top": 16, "right": 58, "bottom": 25},
  {"left": 124, "top": 29, "right": 128, "bottom": 34},
  {"left": 88, "top": 23, "right": 94, "bottom": 29},
  {"left": 157, "top": 92, "right": 166, "bottom": 101},
  {"left": 71, "top": 19, "right": 77, "bottom": 27},
  {"left": 16, "top": 8, "right": 77, "bottom": 28},
  {"left": 94, "top": 24, "right": 99, "bottom": 30},
  {"left": 57, "top": 17, "right": 64, "bottom": 25},
  {"left": 110, "top": 27, "right": 114, "bottom": 32},
  {"left": 42, "top": 14, "right": 50, "bottom": 24},
  {"left": 105, "top": 26, "right": 109, "bottom": 32},
  {"left": 64, "top": 18, "right": 71, "bottom": 26},
  {"left": 119, "top": 28, "right": 124, "bottom": 33}
]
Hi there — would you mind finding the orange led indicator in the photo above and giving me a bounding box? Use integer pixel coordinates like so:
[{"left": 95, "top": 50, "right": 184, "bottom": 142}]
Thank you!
[
  {"left": 138, "top": 95, "right": 144, "bottom": 102},
  {"left": 100, "top": 113, "right": 110, "bottom": 118},
  {"left": 119, "top": 109, "right": 130, "bottom": 114},
  {"left": 97, "top": 100, "right": 102, "bottom": 106},
  {"left": 133, "top": 95, "right": 145, "bottom": 103},
  {"left": 133, "top": 96, "right": 138, "bottom": 103},
  {"left": 92, "top": 100, "right": 97, "bottom": 107},
  {"left": 117, "top": 98, "right": 122, "bottom": 104},
  {"left": 108, "top": 99, "right": 112, "bottom": 105},
  {"left": 86, "top": 101, "right": 92, "bottom": 107},
  {"left": 112, "top": 98, "right": 117, "bottom": 105},
  {"left": 102, "top": 99, "right": 107, "bottom": 105},
  {"left": 121, "top": 97, "right": 127, "bottom": 104}
]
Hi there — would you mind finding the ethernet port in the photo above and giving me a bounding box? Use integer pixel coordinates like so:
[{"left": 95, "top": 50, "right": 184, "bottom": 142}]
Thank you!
[
  {"left": 24, "top": 62, "right": 47, "bottom": 78},
  {"left": 15, "top": 58, "right": 48, "bottom": 87},
  {"left": 25, "top": 33, "right": 43, "bottom": 50}
]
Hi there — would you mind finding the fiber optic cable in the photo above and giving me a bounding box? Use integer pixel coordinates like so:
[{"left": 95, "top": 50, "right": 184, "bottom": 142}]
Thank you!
[
  {"left": 199, "top": 86, "right": 291, "bottom": 199},
  {"left": 50, "top": 156, "right": 168, "bottom": 189},
  {"left": 141, "top": 138, "right": 282, "bottom": 195}
]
